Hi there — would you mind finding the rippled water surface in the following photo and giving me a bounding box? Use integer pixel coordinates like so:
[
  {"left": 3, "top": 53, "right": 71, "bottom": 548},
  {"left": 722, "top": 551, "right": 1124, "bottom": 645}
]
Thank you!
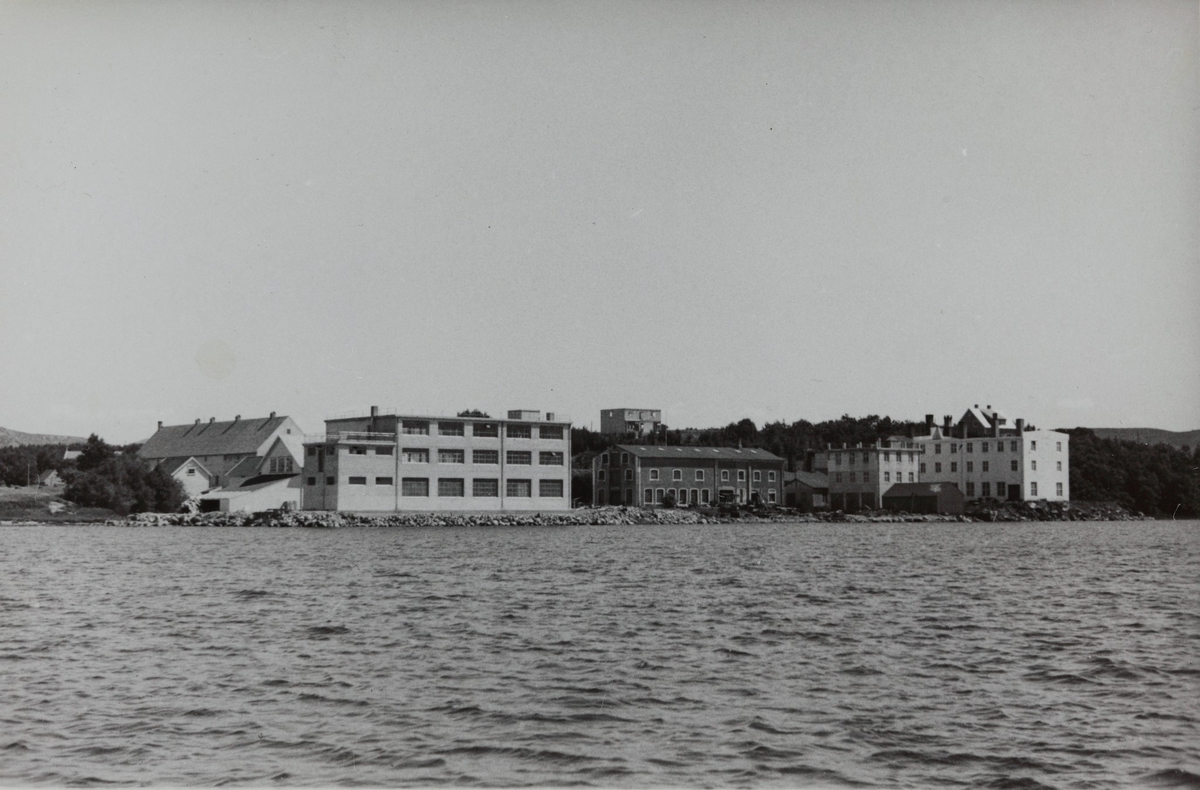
[{"left": 1, "top": 521, "right": 1198, "bottom": 788}]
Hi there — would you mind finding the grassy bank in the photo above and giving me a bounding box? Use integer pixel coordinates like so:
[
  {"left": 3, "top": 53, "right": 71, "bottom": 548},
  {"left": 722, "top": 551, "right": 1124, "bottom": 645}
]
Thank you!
[{"left": 0, "top": 485, "right": 117, "bottom": 523}]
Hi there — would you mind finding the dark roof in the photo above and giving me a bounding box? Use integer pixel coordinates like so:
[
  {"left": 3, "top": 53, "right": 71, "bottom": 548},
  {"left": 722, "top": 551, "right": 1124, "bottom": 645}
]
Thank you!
[
  {"left": 883, "top": 482, "right": 962, "bottom": 497},
  {"left": 238, "top": 473, "right": 296, "bottom": 488},
  {"left": 227, "top": 455, "right": 264, "bottom": 480},
  {"left": 613, "top": 444, "right": 783, "bottom": 462},
  {"left": 139, "top": 416, "right": 291, "bottom": 460},
  {"left": 788, "top": 470, "right": 829, "bottom": 489}
]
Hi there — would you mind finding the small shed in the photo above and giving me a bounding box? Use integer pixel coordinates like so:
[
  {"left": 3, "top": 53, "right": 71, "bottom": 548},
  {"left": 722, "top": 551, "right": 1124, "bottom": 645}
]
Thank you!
[
  {"left": 37, "top": 469, "right": 64, "bottom": 488},
  {"left": 882, "top": 482, "right": 965, "bottom": 515},
  {"left": 784, "top": 470, "right": 829, "bottom": 511}
]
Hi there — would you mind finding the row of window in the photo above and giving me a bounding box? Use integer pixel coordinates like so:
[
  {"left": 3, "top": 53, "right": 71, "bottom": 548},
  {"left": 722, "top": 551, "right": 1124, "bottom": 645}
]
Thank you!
[
  {"left": 834, "top": 472, "right": 915, "bottom": 484},
  {"left": 923, "top": 459, "right": 1062, "bottom": 474},
  {"left": 391, "top": 449, "right": 563, "bottom": 465},
  {"left": 597, "top": 468, "right": 777, "bottom": 483},
  {"left": 832, "top": 452, "right": 916, "bottom": 466},
  {"left": 307, "top": 476, "right": 565, "bottom": 497},
  {"left": 632, "top": 488, "right": 779, "bottom": 506},
  {"left": 267, "top": 457, "right": 294, "bottom": 473},
  {"left": 963, "top": 481, "right": 1063, "bottom": 497},
  {"left": 931, "top": 440, "right": 1063, "bottom": 455},
  {"left": 398, "top": 420, "right": 564, "bottom": 440}
]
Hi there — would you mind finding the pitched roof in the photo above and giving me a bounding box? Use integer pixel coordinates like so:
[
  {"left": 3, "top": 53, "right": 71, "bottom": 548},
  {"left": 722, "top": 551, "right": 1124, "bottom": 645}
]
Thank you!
[
  {"left": 157, "top": 456, "right": 212, "bottom": 478},
  {"left": 883, "top": 482, "right": 962, "bottom": 497},
  {"left": 139, "top": 416, "right": 291, "bottom": 460},
  {"left": 226, "top": 455, "right": 264, "bottom": 480},
  {"left": 788, "top": 470, "right": 829, "bottom": 489},
  {"left": 613, "top": 444, "right": 784, "bottom": 462}
]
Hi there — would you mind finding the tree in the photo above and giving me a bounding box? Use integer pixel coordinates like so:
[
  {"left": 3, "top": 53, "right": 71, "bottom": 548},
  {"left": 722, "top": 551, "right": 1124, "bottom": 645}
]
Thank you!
[{"left": 76, "top": 434, "right": 115, "bottom": 472}]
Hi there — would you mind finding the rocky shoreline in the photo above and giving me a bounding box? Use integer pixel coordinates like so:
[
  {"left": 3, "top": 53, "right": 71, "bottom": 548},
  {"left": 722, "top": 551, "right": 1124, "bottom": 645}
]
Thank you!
[{"left": 90, "top": 500, "right": 1149, "bottom": 528}]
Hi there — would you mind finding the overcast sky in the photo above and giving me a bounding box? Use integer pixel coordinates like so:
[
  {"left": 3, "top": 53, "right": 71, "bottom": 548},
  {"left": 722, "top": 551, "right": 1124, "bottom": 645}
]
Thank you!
[{"left": 2, "top": 0, "right": 1197, "bottom": 443}]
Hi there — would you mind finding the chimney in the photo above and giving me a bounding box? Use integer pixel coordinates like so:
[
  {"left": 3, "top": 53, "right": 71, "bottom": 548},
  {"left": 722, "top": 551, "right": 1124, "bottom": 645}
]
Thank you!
[
  {"left": 209, "top": 417, "right": 215, "bottom": 425},
  {"left": 925, "top": 414, "right": 934, "bottom": 432},
  {"left": 993, "top": 415, "right": 1001, "bottom": 438},
  {"left": 157, "top": 421, "right": 163, "bottom": 431},
  {"left": 943, "top": 415, "right": 952, "bottom": 431},
  {"left": 974, "top": 404, "right": 979, "bottom": 409},
  {"left": 194, "top": 418, "right": 200, "bottom": 425},
  {"left": 270, "top": 411, "right": 276, "bottom": 419},
  {"left": 1016, "top": 418, "right": 1024, "bottom": 435},
  {"left": 234, "top": 415, "right": 240, "bottom": 422}
]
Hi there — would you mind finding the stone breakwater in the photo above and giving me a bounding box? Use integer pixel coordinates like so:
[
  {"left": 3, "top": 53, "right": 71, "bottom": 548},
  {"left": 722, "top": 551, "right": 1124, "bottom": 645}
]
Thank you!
[{"left": 111, "top": 502, "right": 1144, "bottom": 528}]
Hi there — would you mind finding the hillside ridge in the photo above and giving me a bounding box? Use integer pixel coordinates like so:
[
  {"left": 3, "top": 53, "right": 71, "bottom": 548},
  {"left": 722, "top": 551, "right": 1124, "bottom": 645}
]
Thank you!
[
  {"left": 0, "top": 426, "right": 88, "bottom": 448},
  {"left": 1087, "top": 427, "right": 1200, "bottom": 450}
]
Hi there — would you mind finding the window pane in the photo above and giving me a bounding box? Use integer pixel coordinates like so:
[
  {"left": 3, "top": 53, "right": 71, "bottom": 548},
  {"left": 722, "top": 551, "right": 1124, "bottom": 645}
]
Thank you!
[
  {"left": 438, "top": 478, "right": 465, "bottom": 497},
  {"left": 506, "top": 479, "right": 532, "bottom": 497},
  {"left": 539, "top": 479, "right": 563, "bottom": 497},
  {"left": 401, "top": 478, "right": 429, "bottom": 496},
  {"left": 473, "top": 478, "right": 499, "bottom": 497}
]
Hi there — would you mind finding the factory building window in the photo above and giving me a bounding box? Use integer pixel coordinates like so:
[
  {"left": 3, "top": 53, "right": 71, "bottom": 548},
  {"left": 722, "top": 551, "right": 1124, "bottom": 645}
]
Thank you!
[
  {"left": 951, "top": 443, "right": 958, "bottom": 454},
  {"left": 1056, "top": 442, "right": 1062, "bottom": 452},
  {"left": 1056, "top": 482, "right": 1063, "bottom": 496},
  {"left": 982, "top": 442, "right": 989, "bottom": 452},
  {"left": 620, "top": 453, "right": 629, "bottom": 464},
  {"left": 473, "top": 423, "right": 499, "bottom": 438},
  {"left": 402, "top": 448, "right": 429, "bottom": 463},
  {"left": 473, "top": 479, "right": 499, "bottom": 497},
  {"left": 538, "top": 451, "right": 564, "bottom": 466},
  {"left": 1031, "top": 460, "right": 1037, "bottom": 471},
  {"left": 696, "top": 469, "right": 705, "bottom": 481},
  {"left": 326, "top": 476, "right": 334, "bottom": 485},
  {"left": 673, "top": 470, "right": 683, "bottom": 481},
  {"left": 507, "top": 451, "right": 532, "bottom": 465},
  {"left": 753, "top": 470, "right": 761, "bottom": 482},
  {"left": 967, "top": 482, "right": 975, "bottom": 496},
  {"left": 935, "top": 462, "right": 942, "bottom": 473},
  {"left": 966, "top": 443, "right": 973, "bottom": 453},
  {"left": 644, "top": 488, "right": 653, "bottom": 504},
  {"left": 907, "top": 473, "right": 914, "bottom": 482},
  {"left": 539, "top": 479, "right": 564, "bottom": 497},
  {"left": 624, "top": 469, "right": 633, "bottom": 481},
  {"left": 402, "top": 478, "right": 429, "bottom": 496},
  {"left": 691, "top": 488, "right": 699, "bottom": 503},
  {"left": 982, "top": 482, "right": 991, "bottom": 497},
  {"left": 376, "top": 446, "right": 393, "bottom": 455},
  {"left": 348, "top": 476, "right": 367, "bottom": 486},
  {"left": 438, "top": 478, "right": 465, "bottom": 497},
  {"left": 918, "top": 464, "right": 925, "bottom": 474},
  {"left": 598, "top": 470, "right": 606, "bottom": 482},
  {"left": 540, "top": 425, "right": 564, "bottom": 440},
  {"left": 737, "top": 470, "right": 746, "bottom": 481},
  {"left": 768, "top": 490, "right": 777, "bottom": 504},
  {"left": 721, "top": 470, "right": 730, "bottom": 481},
  {"left": 1011, "top": 460, "right": 1019, "bottom": 472},
  {"left": 649, "top": 469, "right": 660, "bottom": 481},
  {"left": 1057, "top": 461, "right": 1062, "bottom": 471},
  {"left": 349, "top": 447, "right": 366, "bottom": 455},
  {"left": 506, "top": 479, "right": 532, "bottom": 497},
  {"left": 768, "top": 471, "right": 776, "bottom": 482},
  {"left": 473, "top": 450, "right": 499, "bottom": 464},
  {"left": 884, "top": 472, "right": 891, "bottom": 482},
  {"left": 306, "top": 477, "right": 316, "bottom": 486},
  {"left": 934, "top": 444, "right": 942, "bottom": 454},
  {"left": 967, "top": 462, "right": 974, "bottom": 472},
  {"left": 655, "top": 488, "right": 665, "bottom": 503},
  {"left": 950, "top": 462, "right": 958, "bottom": 473},
  {"left": 701, "top": 489, "right": 711, "bottom": 504},
  {"left": 507, "top": 424, "right": 532, "bottom": 439},
  {"left": 439, "top": 449, "right": 465, "bottom": 464},
  {"left": 982, "top": 461, "right": 990, "bottom": 472},
  {"left": 402, "top": 421, "right": 429, "bottom": 435},
  {"left": 1031, "top": 482, "right": 1038, "bottom": 496},
  {"left": 307, "top": 447, "right": 316, "bottom": 457},
  {"left": 376, "top": 477, "right": 394, "bottom": 486},
  {"left": 438, "top": 422, "right": 464, "bottom": 436}
]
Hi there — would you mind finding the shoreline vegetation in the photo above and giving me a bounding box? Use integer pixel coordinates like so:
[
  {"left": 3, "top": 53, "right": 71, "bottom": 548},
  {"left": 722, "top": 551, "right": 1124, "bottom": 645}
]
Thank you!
[{"left": 0, "top": 501, "right": 1151, "bottom": 528}]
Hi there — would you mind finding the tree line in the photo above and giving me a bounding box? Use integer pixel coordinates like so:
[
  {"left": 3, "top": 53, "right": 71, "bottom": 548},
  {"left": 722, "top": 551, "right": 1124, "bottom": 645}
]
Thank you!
[
  {"left": 1, "top": 435, "right": 185, "bottom": 515},
  {"left": 573, "top": 418, "right": 1200, "bottom": 517}
]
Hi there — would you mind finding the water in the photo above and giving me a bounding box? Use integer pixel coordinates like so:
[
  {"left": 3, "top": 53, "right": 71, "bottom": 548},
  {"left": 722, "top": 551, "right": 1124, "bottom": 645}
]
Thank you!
[{"left": 1, "top": 521, "right": 1197, "bottom": 788}]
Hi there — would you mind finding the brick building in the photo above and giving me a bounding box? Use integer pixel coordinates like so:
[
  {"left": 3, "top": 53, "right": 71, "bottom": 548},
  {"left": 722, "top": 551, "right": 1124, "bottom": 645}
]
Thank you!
[{"left": 592, "top": 445, "right": 785, "bottom": 508}]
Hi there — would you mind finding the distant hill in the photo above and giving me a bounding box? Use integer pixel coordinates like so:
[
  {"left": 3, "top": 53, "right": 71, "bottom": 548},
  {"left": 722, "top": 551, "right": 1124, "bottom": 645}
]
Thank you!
[
  {"left": 0, "top": 426, "right": 87, "bottom": 448},
  {"left": 1089, "top": 428, "right": 1200, "bottom": 451}
]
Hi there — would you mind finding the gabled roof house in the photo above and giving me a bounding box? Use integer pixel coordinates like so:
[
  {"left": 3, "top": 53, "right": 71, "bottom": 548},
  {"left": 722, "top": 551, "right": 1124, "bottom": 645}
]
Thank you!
[{"left": 138, "top": 413, "right": 303, "bottom": 492}]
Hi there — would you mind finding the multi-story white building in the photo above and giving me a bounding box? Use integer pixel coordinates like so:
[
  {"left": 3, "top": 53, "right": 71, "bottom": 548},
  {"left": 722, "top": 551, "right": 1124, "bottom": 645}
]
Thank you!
[
  {"left": 913, "top": 406, "right": 1069, "bottom": 502},
  {"left": 302, "top": 408, "right": 572, "bottom": 512}
]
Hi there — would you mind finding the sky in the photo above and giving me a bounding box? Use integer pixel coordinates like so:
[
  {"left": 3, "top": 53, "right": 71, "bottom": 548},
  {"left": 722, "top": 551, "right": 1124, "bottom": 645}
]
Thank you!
[{"left": 1, "top": 0, "right": 1197, "bottom": 443}]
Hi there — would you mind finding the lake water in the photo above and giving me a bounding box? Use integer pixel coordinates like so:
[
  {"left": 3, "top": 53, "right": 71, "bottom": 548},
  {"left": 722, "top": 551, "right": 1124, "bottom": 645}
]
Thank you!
[{"left": 1, "top": 520, "right": 1197, "bottom": 788}]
